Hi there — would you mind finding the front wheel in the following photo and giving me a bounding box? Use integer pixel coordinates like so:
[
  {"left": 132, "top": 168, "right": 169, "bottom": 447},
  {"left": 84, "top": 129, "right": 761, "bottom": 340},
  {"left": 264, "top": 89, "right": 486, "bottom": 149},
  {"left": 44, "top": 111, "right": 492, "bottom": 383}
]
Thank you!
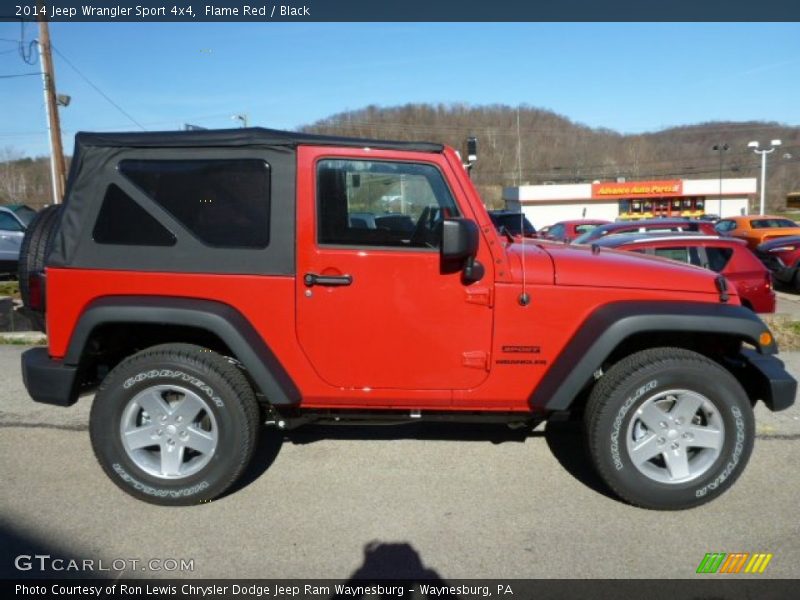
[
  {"left": 90, "top": 344, "right": 260, "bottom": 506},
  {"left": 584, "top": 347, "right": 754, "bottom": 510}
]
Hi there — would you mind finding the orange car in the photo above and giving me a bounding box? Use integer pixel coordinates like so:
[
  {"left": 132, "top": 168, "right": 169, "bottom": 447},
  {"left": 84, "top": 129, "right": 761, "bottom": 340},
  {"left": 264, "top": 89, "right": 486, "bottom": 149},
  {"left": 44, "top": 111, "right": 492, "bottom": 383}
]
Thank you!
[{"left": 715, "top": 215, "right": 800, "bottom": 249}]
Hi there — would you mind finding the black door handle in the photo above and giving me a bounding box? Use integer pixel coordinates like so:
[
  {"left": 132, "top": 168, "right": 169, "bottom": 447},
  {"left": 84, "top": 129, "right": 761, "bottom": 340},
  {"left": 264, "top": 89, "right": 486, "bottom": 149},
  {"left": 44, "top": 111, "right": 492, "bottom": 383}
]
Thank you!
[{"left": 304, "top": 273, "right": 353, "bottom": 287}]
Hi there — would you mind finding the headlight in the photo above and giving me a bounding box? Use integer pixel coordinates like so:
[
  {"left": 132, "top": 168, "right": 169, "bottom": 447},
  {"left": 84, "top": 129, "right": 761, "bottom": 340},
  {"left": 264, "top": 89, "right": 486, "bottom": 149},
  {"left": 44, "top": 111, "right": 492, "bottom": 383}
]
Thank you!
[{"left": 769, "top": 246, "right": 795, "bottom": 253}]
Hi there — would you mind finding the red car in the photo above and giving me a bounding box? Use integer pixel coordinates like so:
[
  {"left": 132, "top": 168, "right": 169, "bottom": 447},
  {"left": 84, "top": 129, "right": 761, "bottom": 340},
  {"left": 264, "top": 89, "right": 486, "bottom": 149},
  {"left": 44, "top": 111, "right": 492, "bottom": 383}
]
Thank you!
[
  {"left": 593, "top": 233, "right": 775, "bottom": 313},
  {"left": 538, "top": 219, "right": 610, "bottom": 243},
  {"left": 572, "top": 218, "right": 717, "bottom": 245}
]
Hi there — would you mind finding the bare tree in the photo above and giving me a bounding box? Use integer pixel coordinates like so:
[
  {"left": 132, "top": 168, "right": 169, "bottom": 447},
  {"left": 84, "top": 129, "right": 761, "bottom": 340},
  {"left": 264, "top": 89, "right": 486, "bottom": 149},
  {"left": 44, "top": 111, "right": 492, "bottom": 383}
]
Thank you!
[{"left": 0, "top": 147, "right": 28, "bottom": 203}]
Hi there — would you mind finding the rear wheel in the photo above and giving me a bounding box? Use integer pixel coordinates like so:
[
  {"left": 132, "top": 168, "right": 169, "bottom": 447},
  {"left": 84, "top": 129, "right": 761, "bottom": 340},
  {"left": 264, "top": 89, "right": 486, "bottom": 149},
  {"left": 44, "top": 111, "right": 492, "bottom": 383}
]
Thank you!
[
  {"left": 584, "top": 347, "right": 754, "bottom": 510},
  {"left": 18, "top": 204, "right": 63, "bottom": 331},
  {"left": 90, "top": 344, "right": 260, "bottom": 505}
]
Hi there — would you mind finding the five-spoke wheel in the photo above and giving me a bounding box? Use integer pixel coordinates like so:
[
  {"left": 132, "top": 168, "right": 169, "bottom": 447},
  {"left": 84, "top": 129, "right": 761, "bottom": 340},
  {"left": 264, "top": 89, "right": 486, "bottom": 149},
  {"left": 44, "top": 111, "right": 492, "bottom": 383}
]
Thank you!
[
  {"left": 90, "top": 344, "right": 259, "bottom": 506},
  {"left": 585, "top": 347, "right": 754, "bottom": 510}
]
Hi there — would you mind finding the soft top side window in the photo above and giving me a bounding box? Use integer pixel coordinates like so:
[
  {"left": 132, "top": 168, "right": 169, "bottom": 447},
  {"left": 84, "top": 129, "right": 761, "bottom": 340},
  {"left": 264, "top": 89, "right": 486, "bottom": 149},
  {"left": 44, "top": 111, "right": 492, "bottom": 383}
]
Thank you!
[{"left": 120, "top": 159, "right": 271, "bottom": 249}]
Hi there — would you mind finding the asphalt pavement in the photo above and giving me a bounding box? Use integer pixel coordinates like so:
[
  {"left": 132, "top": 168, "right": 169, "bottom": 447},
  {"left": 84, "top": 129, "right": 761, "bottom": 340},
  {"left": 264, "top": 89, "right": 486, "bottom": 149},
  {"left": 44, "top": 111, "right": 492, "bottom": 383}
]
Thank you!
[
  {"left": 1, "top": 345, "right": 799, "bottom": 580},
  {"left": 775, "top": 289, "right": 800, "bottom": 320}
]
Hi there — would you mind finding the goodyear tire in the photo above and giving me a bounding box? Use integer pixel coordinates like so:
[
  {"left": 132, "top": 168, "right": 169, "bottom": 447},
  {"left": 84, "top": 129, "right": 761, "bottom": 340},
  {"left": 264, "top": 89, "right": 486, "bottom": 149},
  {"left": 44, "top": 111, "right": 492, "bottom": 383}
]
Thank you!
[
  {"left": 18, "top": 204, "right": 63, "bottom": 332},
  {"left": 584, "top": 347, "right": 754, "bottom": 510},
  {"left": 90, "top": 344, "right": 260, "bottom": 506}
]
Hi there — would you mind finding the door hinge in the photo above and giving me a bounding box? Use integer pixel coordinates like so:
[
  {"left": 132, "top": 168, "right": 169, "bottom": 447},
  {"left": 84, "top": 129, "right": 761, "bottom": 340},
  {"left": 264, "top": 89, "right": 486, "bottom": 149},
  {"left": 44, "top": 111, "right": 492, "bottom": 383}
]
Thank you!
[
  {"left": 465, "top": 287, "right": 493, "bottom": 307},
  {"left": 462, "top": 351, "right": 489, "bottom": 370}
]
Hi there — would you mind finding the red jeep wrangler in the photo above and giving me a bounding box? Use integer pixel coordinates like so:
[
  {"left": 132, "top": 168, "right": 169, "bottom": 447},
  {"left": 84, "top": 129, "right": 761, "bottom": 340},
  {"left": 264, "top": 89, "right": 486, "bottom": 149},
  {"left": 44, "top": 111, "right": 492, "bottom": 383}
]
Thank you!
[{"left": 19, "top": 128, "right": 796, "bottom": 509}]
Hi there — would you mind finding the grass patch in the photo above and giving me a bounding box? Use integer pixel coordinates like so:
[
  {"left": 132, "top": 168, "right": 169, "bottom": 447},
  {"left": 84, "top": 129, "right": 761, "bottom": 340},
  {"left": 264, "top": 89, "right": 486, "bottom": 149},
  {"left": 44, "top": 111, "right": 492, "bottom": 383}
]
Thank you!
[
  {"left": 0, "top": 280, "right": 20, "bottom": 298},
  {"left": 0, "top": 336, "right": 46, "bottom": 346},
  {"left": 762, "top": 314, "right": 800, "bottom": 351}
]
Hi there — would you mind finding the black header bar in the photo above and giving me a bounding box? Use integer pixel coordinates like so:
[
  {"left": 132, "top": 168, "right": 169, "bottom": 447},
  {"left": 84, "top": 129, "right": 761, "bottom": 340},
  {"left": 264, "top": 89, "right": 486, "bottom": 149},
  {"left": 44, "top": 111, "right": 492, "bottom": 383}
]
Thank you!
[
  {"left": 3, "top": 579, "right": 800, "bottom": 600},
  {"left": 3, "top": 0, "right": 800, "bottom": 22}
]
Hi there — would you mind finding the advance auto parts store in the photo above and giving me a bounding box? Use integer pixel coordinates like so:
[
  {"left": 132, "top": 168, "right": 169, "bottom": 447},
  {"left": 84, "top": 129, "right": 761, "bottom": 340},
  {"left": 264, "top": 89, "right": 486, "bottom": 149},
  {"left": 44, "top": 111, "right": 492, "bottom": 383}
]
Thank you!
[{"left": 503, "top": 178, "right": 756, "bottom": 229}]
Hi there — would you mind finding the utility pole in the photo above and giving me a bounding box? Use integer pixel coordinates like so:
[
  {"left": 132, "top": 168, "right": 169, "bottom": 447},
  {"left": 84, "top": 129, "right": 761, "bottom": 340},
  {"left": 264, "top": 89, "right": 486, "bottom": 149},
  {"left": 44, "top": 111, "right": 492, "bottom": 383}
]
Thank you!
[
  {"left": 37, "top": 14, "right": 67, "bottom": 204},
  {"left": 515, "top": 107, "right": 522, "bottom": 186}
]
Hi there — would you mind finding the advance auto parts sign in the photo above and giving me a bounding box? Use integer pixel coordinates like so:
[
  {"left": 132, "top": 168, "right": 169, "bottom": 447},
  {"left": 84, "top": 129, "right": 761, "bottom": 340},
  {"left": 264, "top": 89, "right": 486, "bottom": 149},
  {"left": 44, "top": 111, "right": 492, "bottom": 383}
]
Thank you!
[{"left": 592, "top": 180, "right": 683, "bottom": 199}]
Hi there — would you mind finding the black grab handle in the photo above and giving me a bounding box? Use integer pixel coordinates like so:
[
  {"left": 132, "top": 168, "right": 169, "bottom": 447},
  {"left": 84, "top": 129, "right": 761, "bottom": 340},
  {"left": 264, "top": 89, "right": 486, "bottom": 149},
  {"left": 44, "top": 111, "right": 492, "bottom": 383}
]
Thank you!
[{"left": 304, "top": 273, "right": 353, "bottom": 287}]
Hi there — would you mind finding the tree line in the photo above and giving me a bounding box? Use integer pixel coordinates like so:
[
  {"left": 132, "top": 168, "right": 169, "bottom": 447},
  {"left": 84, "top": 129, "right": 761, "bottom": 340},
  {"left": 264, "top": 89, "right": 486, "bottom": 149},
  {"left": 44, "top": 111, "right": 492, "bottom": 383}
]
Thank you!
[
  {"left": 2, "top": 103, "right": 798, "bottom": 211},
  {"left": 302, "top": 103, "right": 800, "bottom": 210}
]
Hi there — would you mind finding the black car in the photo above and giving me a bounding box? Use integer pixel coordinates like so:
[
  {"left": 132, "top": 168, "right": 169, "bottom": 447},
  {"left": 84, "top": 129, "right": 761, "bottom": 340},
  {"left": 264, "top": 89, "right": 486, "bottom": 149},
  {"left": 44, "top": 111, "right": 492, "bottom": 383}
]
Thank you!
[
  {"left": 488, "top": 210, "right": 536, "bottom": 237},
  {"left": 755, "top": 235, "right": 800, "bottom": 289}
]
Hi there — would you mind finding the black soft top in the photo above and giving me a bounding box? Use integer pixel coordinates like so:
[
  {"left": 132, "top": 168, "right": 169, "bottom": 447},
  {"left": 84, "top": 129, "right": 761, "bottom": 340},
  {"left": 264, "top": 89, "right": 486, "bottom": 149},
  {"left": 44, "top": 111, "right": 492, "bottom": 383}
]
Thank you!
[{"left": 74, "top": 127, "right": 444, "bottom": 153}]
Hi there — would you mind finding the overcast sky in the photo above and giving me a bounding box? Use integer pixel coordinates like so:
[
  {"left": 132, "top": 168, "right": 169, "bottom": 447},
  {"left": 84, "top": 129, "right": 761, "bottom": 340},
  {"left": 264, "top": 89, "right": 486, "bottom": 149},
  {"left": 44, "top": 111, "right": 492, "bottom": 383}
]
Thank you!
[{"left": 1, "top": 22, "right": 798, "bottom": 157}]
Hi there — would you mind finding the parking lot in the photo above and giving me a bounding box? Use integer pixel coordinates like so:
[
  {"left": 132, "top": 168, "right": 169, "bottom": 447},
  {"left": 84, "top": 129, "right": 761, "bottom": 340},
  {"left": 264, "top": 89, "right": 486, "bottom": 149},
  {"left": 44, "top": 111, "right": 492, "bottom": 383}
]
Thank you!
[
  {"left": 775, "top": 288, "right": 800, "bottom": 319},
  {"left": 1, "top": 343, "right": 799, "bottom": 580}
]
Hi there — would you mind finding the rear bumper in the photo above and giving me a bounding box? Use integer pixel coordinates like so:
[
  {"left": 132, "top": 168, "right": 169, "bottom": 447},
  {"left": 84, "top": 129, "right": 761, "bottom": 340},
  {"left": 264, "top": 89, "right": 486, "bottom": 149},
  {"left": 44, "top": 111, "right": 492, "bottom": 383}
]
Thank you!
[
  {"left": 740, "top": 349, "right": 797, "bottom": 412},
  {"left": 21, "top": 347, "right": 79, "bottom": 406}
]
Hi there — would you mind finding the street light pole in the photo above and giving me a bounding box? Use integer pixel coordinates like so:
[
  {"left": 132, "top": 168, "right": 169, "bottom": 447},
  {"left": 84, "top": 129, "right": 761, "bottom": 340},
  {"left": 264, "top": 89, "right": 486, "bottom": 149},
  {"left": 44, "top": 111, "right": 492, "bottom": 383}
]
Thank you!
[
  {"left": 748, "top": 139, "right": 782, "bottom": 215},
  {"left": 712, "top": 143, "right": 728, "bottom": 216}
]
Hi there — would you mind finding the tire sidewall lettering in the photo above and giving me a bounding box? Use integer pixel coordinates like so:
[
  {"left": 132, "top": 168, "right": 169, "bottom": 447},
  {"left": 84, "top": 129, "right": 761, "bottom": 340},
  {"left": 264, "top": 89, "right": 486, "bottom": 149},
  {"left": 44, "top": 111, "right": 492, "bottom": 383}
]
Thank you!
[
  {"left": 694, "top": 406, "right": 746, "bottom": 498},
  {"left": 122, "top": 369, "right": 225, "bottom": 408},
  {"left": 111, "top": 463, "right": 210, "bottom": 498}
]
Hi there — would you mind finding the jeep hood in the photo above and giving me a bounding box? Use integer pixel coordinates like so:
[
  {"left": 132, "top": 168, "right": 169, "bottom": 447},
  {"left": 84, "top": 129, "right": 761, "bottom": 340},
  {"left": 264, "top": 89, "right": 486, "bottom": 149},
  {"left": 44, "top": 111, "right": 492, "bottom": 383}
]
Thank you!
[{"left": 507, "top": 242, "right": 720, "bottom": 294}]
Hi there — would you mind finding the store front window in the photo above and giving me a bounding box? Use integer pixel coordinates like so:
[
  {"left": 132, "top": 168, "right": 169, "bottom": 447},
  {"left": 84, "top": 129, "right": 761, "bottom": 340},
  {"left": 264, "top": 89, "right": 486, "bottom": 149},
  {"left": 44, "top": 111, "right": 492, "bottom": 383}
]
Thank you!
[{"left": 618, "top": 196, "right": 707, "bottom": 219}]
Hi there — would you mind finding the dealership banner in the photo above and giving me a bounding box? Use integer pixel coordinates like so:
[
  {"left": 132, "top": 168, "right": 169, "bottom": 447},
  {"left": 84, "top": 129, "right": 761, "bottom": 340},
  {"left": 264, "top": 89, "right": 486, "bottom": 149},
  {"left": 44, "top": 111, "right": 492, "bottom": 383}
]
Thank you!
[
  {"left": 5, "top": 0, "right": 800, "bottom": 22},
  {"left": 3, "top": 579, "right": 798, "bottom": 600}
]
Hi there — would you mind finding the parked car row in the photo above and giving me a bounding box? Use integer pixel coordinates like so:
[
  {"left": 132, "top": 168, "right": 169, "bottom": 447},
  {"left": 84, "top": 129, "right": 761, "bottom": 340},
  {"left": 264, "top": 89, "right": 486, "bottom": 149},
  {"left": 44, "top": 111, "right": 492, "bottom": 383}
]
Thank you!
[
  {"left": 7, "top": 203, "right": 800, "bottom": 308},
  {"left": 714, "top": 215, "right": 800, "bottom": 292},
  {"left": 486, "top": 210, "right": 800, "bottom": 313}
]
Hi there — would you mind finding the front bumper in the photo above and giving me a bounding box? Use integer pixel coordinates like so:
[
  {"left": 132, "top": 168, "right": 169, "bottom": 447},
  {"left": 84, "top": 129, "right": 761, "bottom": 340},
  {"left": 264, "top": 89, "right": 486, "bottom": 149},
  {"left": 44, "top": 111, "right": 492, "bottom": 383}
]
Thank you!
[
  {"left": 21, "top": 347, "right": 79, "bottom": 406},
  {"left": 740, "top": 349, "right": 797, "bottom": 412}
]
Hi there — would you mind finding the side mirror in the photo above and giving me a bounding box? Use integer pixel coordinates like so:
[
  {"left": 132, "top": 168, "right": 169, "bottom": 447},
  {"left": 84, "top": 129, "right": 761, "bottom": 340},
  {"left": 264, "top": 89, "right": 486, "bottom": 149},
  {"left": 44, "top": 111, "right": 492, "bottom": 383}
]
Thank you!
[
  {"left": 441, "top": 218, "right": 479, "bottom": 261},
  {"left": 441, "top": 218, "right": 484, "bottom": 283}
]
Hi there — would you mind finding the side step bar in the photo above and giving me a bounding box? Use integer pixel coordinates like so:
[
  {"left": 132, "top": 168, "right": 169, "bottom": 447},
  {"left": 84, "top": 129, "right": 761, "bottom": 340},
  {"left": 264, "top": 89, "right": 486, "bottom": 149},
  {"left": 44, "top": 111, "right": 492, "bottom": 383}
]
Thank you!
[{"left": 266, "top": 408, "right": 541, "bottom": 430}]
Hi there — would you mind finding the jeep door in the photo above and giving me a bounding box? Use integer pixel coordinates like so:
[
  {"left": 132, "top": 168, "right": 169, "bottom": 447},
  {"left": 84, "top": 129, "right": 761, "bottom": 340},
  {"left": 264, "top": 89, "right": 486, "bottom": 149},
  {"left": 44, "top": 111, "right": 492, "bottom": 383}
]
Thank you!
[{"left": 295, "top": 147, "right": 494, "bottom": 397}]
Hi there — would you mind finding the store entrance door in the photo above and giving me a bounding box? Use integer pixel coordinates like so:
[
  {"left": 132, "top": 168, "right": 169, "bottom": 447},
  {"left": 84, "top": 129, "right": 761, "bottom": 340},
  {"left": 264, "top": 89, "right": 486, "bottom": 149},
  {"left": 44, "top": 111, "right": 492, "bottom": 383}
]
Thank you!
[{"left": 654, "top": 199, "right": 671, "bottom": 217}]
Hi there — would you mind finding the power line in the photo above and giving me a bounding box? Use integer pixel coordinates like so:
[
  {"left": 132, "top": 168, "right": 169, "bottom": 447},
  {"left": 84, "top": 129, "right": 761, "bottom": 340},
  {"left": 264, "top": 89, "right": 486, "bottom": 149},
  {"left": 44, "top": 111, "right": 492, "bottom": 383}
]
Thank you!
[
  {"left": 18, "top": 21, "right": 37, "bottom": 65},
  {"left": 50, "top": 44, "right": 146, "bottom": 131},
  {"left": 0, "top": 72, "right": 42, "bottom": 78}
]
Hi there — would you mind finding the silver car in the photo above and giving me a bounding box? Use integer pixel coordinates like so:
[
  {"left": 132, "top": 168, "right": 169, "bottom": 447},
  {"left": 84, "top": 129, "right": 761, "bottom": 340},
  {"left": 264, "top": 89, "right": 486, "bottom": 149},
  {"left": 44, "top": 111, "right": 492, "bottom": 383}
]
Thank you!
[{"left": 0, "top": 205, "right": 37, "bottom": 276}]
